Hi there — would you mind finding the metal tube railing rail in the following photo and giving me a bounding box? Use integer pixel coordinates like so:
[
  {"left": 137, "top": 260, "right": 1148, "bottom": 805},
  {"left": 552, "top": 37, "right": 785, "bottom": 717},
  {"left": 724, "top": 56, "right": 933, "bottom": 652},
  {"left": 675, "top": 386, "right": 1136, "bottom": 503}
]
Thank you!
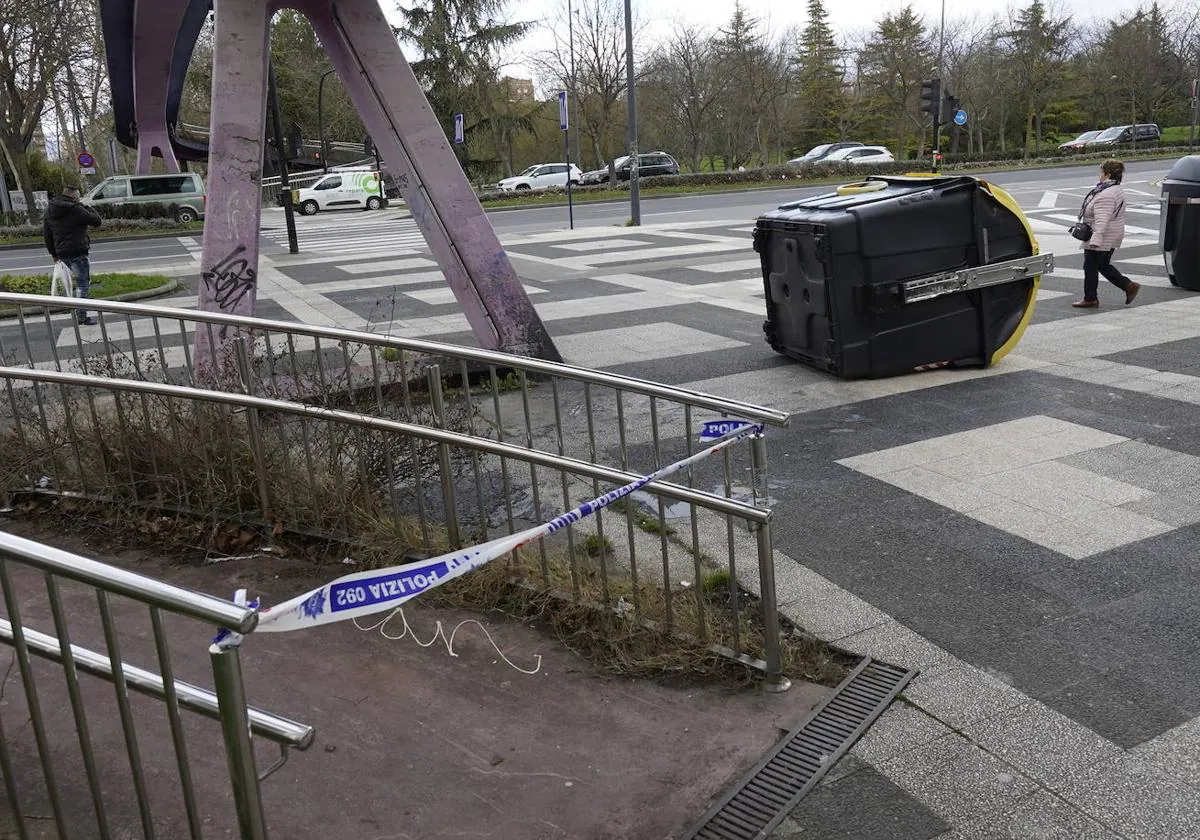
[
  {"left": 0, "top": 293, "right": 790, "bottom": 427},
  {"left": 1, "top": 363, "right": 786, "bottom": 685},
  {"left": 0, "top": 530, "right": 313, "bottom": 840},
  {"left": 1, "top": 295, "right": 793, "bottom": 688},
  {"left": 0, "top": 365, "right": 771, "bottom": 523}
]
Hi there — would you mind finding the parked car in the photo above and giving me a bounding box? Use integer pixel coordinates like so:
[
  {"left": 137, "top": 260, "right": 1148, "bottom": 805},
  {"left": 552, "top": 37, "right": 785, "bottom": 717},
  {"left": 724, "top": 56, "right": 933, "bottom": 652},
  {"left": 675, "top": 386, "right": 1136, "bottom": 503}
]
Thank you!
[
  {"left": 1087, "top": 124, "right": 1161, "bottom": 148},
  {"left": 578, "top": 152, "right": 680, "bottom": 185},
  {"left": 788, "top": 142, "right": 864, "bottom": 164},
  {"left": 1059, "top": 130, "right": 1102, "bottom": 150},
  {"left": 83, "top": 173, "right": 206, "bottom": 223},
  {"left": 817, "top": 146, "right": 895, "bottom": 165},
  {"left": 496, "top": 163, "right": 583, "bottom": 192},
  {"left": 292, "top": 169, "right": 385, "bottom": 215}
]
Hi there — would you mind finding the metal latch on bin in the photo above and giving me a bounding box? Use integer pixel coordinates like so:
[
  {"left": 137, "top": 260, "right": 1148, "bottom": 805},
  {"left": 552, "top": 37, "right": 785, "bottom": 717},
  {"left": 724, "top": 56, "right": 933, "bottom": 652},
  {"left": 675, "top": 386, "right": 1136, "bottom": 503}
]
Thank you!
[{"left": 901, "top": 253, "right": 1055, "bottom": 304}]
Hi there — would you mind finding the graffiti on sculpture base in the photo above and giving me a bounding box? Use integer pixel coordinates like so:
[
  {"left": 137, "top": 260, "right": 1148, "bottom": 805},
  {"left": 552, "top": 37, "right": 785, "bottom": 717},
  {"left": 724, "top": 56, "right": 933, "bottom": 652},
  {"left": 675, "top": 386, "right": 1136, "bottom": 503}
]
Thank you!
[{"left": 202, "top": 245, "right": 257, "bottom": 311}]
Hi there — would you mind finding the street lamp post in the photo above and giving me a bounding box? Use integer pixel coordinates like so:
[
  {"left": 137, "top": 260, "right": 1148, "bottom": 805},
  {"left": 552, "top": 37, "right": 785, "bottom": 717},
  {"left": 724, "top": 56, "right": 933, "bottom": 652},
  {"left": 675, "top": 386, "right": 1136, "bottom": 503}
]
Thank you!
[
  {"left": 568, "top": 0, "right": 582, "bottom": 167},
  {"left": 316, "top": 68, "right": 336, "bottom": 173},
  {"left": 623, "top": 0, "right": 640, "bottom": 225}
]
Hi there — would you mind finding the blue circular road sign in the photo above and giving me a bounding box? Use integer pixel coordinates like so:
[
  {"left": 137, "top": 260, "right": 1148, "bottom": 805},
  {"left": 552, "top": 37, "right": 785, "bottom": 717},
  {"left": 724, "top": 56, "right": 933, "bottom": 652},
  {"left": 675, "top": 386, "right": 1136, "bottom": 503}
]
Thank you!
[{"left": 953, "top": 109, "right": 968, "bottom": 126}]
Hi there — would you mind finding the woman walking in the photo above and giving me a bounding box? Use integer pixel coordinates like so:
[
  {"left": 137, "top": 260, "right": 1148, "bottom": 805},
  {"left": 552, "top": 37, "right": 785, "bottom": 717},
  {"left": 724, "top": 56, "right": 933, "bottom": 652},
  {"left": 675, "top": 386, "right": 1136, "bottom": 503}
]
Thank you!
[{"left": 1071, "top": 158, "right": 1140, "bottom": 308}]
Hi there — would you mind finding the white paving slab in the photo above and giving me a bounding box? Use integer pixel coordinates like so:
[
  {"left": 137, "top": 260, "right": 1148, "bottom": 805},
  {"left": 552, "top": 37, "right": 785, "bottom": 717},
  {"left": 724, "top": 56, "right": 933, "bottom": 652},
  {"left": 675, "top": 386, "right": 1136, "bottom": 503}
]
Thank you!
[{"left": 553, "top": 322, "right": 746, "bottom": 368}]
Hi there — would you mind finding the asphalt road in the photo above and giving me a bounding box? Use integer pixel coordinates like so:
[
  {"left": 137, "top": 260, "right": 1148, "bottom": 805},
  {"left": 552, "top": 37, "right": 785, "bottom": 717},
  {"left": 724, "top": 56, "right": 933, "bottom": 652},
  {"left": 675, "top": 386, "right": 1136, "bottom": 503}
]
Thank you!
[
  {"left": 0, "top": 157, "right": 1176, "bottom": 276},
  {"left": 483, "top": 157, "right": 1176, "bottom": 234}
]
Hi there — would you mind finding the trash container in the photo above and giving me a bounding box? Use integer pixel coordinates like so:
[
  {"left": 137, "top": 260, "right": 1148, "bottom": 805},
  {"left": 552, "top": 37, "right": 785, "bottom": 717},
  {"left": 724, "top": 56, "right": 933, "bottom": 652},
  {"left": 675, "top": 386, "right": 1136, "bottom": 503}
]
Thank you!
[
  {"left": 1160, "top": 155, "right": 1200, "bottom": 291},
  {"left": 754, "top": 175, "right": 1052, "bottom": 379}
]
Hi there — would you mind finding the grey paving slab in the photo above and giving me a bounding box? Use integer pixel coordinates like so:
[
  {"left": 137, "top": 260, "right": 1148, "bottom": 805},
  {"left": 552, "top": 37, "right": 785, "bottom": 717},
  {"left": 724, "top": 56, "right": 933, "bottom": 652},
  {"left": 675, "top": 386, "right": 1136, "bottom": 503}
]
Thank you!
[
  {"left": 963, "top": 702, "right": 1123, "bottom": 791},
  {"left": 772, "top": 763, "right": 950, "bottom": 840},
  {"left": 849, "top": 702, "right": 952, "bottom": 765},
  {"left": 1060, "top": 753, "right": 1200, "bottom": 840},
  {"left": 947, "top": 790, "right": 1124, "bottom": 840},
  {"left": 1133, "top": 717, "right": 1200, "bottom": 786},
  {"left": 874, "top": 733, "right": 1038, "bottom": 826},
  {"left": 1038, "top": 666, "right": 1191, "bottom": 749},
  {"left": 899, "top": 664, "right": 1030, "bottom": 732}
]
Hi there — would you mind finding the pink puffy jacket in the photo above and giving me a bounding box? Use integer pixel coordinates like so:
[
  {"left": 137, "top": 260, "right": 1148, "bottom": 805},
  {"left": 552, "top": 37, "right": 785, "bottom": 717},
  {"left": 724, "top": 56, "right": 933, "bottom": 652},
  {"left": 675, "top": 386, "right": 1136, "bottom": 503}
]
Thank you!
[{"left": 1080, "top": 181, "right": 1127, "bottom": 252}]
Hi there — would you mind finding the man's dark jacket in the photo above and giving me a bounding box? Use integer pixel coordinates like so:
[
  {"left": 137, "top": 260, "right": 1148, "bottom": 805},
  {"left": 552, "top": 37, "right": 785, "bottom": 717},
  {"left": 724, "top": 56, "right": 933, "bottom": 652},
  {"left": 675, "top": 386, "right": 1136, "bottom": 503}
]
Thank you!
[{"left": 43, "top": 196, "right": 103, "bottom": 261}]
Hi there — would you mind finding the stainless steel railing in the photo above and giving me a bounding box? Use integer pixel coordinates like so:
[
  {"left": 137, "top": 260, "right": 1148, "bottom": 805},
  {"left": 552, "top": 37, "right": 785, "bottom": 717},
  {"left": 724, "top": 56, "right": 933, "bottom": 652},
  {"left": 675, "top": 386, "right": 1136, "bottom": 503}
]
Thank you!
[
  {"left": 0, "top": 294, "right": 792, "bottom": 683},
  {"left": 0, "top": 529, "right": 312, "bottom": 840}
]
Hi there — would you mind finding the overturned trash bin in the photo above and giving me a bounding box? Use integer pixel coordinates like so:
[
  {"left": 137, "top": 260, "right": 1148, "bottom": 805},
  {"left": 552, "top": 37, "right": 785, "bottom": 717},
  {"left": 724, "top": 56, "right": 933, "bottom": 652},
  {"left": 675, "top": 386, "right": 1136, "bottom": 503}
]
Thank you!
[
  {"left": 754, "top": 175, "right": 1053, "bottom": 379},
  {"left": 1160, "top": 155, "right": 1200, "bottom": 291}
]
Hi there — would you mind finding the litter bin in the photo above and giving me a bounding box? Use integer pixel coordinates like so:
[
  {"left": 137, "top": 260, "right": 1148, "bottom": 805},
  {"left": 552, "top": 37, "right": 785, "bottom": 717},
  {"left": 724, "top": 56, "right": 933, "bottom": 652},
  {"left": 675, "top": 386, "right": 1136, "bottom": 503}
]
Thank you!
[
  {"left": 1160, "top": 155, "right": 1200, "bottom": 291},
  {"left": 754, "top": 175, "right": 1052, "bottom": 379}
]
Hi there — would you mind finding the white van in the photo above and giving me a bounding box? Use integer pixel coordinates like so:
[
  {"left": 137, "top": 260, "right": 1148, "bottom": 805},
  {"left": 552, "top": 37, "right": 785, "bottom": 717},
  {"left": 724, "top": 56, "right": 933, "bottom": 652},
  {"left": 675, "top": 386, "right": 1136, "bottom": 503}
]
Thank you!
[{"left": 293, "top": 170, "right": 385, "bottom": 215}]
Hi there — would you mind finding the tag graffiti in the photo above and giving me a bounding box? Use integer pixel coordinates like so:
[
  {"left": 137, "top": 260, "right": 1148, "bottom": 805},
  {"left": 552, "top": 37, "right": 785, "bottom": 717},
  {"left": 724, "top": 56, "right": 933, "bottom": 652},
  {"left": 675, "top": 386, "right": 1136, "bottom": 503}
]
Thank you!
[{"left": 203, "top": 245, "right": 257, "bottom": 311}]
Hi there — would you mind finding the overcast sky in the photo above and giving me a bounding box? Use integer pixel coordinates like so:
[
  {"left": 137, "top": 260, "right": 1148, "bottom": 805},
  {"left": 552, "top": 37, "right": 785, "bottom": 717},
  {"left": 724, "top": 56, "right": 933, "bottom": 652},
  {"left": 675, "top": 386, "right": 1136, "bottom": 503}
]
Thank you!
[{"left": 385, "top": 0, "right": 1156, "bottom": 85}]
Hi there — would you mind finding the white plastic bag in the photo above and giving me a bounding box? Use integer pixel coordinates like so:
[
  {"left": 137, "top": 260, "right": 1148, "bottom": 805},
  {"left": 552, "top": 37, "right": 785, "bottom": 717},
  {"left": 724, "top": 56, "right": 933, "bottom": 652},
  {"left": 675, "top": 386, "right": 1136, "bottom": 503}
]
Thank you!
[{"left": 50, "top": 261, "right": 74, "bottom": 298}]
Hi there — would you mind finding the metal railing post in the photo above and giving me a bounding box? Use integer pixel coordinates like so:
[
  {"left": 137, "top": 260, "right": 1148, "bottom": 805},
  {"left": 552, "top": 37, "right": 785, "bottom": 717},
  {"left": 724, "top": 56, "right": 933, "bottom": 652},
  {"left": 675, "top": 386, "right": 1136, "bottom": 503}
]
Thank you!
[
  {"left": 755, "top": 519, "right": 791, "bottom": 693},
  {"left": 235, "top": 340, "right": 274, "bottom": 535},
  {"left": 210, "top": 645, "right": 269, "bottom": 840},
  {"left": 750, "top": 434, "right": 769, "bottom": 511},
  {"left": 427, "top": 365, "right": 461, "bottom": 548}
]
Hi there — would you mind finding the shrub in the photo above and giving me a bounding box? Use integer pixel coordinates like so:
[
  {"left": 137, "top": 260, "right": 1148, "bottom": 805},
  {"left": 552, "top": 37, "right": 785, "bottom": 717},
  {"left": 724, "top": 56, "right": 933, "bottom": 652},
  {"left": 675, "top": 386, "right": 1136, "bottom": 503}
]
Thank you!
[{"left": 0, "top": 217, "right": 184, "bottom": 240}]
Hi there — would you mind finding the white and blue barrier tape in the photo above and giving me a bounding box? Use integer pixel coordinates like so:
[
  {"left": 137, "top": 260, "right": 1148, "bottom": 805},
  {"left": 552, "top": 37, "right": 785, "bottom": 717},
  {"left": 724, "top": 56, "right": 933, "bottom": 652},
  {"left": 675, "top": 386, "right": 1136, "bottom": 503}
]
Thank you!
[{"left": 212, "top": 420, "right": 764, "bottom": 647}]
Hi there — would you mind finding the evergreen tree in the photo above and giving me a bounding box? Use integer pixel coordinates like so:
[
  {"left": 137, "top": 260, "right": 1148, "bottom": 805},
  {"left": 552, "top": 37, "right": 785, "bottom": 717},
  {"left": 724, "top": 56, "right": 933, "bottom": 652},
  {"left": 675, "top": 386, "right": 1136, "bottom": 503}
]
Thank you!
[
  {"left": 1002, "top": 0, "right": 1071, "bottom": 157},
  {"left": 394, "top": 0, "right": 530, "bottom": 153},
  {"left": 859, "top": 6, "right": 934, "bottom": 157},
  {"left": 792, "top": 0, "right": 845, "bottom": 149}
]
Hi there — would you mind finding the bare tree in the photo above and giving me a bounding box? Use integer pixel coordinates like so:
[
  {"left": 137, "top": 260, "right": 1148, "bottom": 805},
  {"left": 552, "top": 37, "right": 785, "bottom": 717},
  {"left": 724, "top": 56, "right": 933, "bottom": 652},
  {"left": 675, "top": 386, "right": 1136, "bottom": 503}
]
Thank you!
[
  {"left": 534, "top": 0, "right": 644, "bottom": 167},
  {"left": 0, "top": 0, "right": 76, "bottom": 212},
  {"left": 642, "top": 24, "right": 729, "bottom": 171}
]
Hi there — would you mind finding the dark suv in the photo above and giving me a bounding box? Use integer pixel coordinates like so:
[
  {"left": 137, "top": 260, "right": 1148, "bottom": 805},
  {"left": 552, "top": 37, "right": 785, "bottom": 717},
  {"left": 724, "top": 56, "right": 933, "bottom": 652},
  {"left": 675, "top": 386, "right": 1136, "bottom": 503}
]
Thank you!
[
  {"left": 1087, "top": 124, "right": 1161, "bottom": 148},
  {"left": 580, "top": 152, "right": 680, "bottom": 185}
]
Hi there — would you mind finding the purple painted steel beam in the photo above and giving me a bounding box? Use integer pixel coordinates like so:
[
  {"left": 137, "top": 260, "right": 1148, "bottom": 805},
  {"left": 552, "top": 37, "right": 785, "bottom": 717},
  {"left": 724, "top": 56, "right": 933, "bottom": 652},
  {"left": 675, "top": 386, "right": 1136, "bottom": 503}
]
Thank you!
[
  {"left": 291, "top": 0, "right": 561, "bottom": 361},
  {"left": 132, "top": 0, "right": 189, "bottom": 173},
  {"left": 194, "top": 0, "right": 272, "bottom": 374}
]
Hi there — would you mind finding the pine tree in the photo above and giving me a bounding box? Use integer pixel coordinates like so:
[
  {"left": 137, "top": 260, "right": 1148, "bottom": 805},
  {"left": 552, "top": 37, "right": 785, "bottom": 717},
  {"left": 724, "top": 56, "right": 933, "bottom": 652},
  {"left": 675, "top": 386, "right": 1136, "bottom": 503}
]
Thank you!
[
  {"left": 394, "top": 0, "right": 530, "bottom": 153},
  {"left": 1002, "top": 0, "right": 1070, "bottom": 158},
  {"left": 792, "top": 0, "right": 845, "bottom": 149},
  {"left": 859, "top": 6, "right": 934, "bottom": 157}
]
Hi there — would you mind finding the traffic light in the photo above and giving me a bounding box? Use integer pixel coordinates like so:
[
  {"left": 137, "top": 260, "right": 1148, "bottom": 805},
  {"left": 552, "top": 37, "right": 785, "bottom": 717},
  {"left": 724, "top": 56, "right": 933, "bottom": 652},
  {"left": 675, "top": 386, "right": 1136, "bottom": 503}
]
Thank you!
[
  {"left": 287, "top": 123, "right": 303, "bottom": 159},
  {"left": 944, "top": 93, "right": 961, "bottom": 125},
  {"left": 919, "top": 78, "right": 941, "bottom": 119}
]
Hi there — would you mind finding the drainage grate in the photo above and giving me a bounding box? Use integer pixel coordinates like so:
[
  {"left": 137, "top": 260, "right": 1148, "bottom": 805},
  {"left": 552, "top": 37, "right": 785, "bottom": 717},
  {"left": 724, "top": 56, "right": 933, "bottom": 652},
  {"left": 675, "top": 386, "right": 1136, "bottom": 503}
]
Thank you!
[{"left": 684, "top": 657, "right": 916, "bottom": 840}]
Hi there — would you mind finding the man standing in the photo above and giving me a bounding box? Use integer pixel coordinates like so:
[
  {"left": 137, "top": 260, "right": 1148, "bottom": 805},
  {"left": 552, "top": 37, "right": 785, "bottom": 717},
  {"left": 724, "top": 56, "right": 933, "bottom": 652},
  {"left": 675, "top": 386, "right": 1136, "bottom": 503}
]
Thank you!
[{"left": 43, "top": 185, "right": 102, "bottom": 326}]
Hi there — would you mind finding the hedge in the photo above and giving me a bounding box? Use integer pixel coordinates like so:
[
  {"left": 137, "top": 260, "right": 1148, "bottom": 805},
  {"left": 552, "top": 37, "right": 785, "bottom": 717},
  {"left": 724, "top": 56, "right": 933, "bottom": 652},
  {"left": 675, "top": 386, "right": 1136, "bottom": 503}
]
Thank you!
[
  {"left": 0, "top": 201, "right": 186, "bottom": 228},
  {"left": 0, "top": 217, "right": 187, "bottom": 239}
]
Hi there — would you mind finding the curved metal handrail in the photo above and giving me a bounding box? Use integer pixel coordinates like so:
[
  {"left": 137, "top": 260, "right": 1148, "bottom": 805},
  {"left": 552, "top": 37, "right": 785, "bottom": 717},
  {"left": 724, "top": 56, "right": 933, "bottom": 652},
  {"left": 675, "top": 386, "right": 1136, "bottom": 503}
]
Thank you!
[
  {"left": 0, "top": 531, "right": 257, "bottom": 633},
  {"left": 0, "top": 293, "right": 790, "bottom": 427},
  {"left": 0, "top": 365, "right": 772, "bottom": 523}
]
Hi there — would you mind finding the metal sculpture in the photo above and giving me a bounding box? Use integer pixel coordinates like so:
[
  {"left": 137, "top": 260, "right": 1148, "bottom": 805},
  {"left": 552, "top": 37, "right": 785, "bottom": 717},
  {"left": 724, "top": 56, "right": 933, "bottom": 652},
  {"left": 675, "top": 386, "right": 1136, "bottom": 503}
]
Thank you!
[{"left": 99, "top": 0, "right": 561, "bottom": 367}]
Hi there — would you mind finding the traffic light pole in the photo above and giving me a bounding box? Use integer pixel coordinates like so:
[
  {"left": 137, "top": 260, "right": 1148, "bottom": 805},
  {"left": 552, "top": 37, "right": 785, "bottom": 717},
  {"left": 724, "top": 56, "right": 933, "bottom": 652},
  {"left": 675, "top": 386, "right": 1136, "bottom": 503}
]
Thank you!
[{"left": 268, "top": 63, "right": 299, "bottom": 255}]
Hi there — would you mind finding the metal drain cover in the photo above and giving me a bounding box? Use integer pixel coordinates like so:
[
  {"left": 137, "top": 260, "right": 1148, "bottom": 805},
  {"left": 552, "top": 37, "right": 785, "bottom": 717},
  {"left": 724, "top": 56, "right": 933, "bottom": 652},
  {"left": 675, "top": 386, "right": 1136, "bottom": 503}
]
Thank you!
[{"left": 684, "top": 657, "right": 916, "bottom": 840}]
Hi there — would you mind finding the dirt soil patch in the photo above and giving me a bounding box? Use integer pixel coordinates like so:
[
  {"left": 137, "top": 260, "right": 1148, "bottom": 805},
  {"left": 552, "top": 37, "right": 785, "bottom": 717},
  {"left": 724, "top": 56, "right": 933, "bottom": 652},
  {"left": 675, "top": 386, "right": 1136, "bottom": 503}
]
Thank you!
[{"left": 0, "top": 516, "right": 831, "bottom": 839}]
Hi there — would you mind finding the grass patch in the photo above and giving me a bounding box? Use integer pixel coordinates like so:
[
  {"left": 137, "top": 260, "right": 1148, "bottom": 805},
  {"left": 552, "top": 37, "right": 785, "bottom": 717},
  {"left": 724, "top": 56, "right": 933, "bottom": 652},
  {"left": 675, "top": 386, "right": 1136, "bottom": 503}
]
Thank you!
[{"left": 0, "top": 272, "right": 173, "bottom": 313}]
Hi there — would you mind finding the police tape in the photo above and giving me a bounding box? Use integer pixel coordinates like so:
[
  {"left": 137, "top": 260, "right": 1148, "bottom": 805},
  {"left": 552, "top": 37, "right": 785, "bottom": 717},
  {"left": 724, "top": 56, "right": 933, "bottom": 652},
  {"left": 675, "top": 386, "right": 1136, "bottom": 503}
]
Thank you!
[{"left": 213, "top": 420, "right": 764, "bottom": 646}]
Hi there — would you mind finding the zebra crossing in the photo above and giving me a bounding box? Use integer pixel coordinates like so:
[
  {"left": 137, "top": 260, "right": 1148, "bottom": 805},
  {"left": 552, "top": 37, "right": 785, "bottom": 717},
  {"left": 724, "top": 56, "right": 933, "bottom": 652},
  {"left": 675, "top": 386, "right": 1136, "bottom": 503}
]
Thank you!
[{"left": 260, "top": 209, "right": 427, "bottom": 257}]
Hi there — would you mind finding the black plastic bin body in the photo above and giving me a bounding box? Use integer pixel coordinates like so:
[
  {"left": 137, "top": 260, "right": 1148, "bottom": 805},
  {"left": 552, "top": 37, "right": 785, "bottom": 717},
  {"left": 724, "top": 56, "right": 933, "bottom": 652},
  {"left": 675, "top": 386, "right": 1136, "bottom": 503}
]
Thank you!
[
  {"left": 1160, "top": 155, "right": 1200, "bottom": 291},
  {"left": 754, "top": 175, "right": 1039, "bottom": 380}
]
